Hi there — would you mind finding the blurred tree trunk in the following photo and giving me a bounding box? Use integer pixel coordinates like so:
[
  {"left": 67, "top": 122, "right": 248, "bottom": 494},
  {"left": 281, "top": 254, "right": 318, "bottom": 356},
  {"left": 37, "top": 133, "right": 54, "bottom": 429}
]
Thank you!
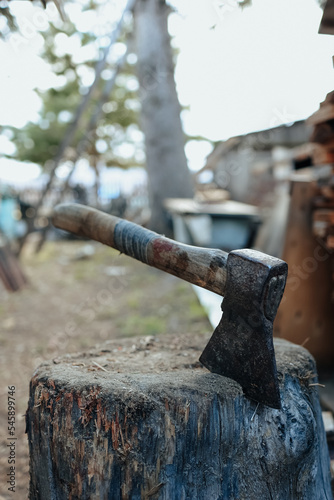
[{"left": 134, "top": 0, "right": 194, "bottom": 236}]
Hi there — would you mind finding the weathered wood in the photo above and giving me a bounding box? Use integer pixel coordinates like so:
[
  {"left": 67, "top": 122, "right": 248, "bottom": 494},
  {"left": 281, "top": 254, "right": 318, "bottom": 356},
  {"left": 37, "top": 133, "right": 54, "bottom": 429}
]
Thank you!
[
  {"left": 26, "top": 335, "right": 332, "bottom": 500},
  {"left": 0, "top": 243, "right": 27, "bottom": 292},
  {"left": 52, "top": 204, "right": 228, "bottom": 296},
  {"left": 134, "top": 0, "right": 194, "bottom": 236},
  {"left": 274, "top": 179, "right": 334, "bottom": 368}
]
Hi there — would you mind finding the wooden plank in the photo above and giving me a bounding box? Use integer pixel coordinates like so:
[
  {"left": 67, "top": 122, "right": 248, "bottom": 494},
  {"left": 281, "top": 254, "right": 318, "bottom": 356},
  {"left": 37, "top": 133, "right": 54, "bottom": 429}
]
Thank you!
[
  {"left": 310, "top": 122, "right": 334, "bottom": 145},
  {"left": 274, "top": 180, "right": 334, "bottom": 368},
  {"left": 312, "top": 144, "right": 334, "bottom": 166},
  {"left": 0, "top": 245, "right": 27, "bottom": 292},
  {"left": 313, "top": 209, "right": 334, "bottom": 250}
]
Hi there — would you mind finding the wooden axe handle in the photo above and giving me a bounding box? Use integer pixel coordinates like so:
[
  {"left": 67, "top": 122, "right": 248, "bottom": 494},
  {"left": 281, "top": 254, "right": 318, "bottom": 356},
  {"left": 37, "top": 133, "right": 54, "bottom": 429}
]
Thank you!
[{"left": 52, "top": 204, "right": 228, "bottom": 296}]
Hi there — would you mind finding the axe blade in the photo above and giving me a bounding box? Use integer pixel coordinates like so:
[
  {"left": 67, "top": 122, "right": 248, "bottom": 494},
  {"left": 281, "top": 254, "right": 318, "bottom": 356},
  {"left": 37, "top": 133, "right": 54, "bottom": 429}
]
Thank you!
[
  {"left": 52, "top": 205, "right": 287, "bottom": 409},
  {"left": 199, "top": 249, "right": 287, "bottom": 410}
]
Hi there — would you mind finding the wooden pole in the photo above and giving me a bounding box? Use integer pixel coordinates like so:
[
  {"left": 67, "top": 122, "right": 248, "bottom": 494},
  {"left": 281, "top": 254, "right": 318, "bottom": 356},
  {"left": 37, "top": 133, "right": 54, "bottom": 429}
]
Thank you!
[{"left": 0, "top": 234, "right": 27, "bottom": 291}]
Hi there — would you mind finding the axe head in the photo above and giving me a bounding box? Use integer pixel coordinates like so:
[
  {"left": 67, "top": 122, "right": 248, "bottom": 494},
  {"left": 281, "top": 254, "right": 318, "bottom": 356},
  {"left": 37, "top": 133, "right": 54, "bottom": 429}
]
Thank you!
[{"left": 199, "top": 249, "right": 287, "bottom": 410}]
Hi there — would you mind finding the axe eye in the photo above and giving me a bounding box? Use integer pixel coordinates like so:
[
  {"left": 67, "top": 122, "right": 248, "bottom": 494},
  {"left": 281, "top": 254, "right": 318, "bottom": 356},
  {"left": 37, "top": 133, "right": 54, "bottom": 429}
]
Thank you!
[{"left": 264, "top": 275, "right": 286, "bottom": 321}]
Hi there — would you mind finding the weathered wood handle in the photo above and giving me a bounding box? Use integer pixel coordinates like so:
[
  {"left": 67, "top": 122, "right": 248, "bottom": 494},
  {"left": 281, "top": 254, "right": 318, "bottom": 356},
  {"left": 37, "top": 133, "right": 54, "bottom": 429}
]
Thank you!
[{"left": 52, "top": 203, "right": 228, "bottom": 296}]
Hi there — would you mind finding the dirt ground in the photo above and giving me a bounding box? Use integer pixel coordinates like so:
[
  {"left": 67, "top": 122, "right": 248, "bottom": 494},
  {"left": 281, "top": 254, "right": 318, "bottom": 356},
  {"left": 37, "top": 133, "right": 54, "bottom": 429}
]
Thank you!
[{"left": 0, "top": 239, "right": 211, "bottom": 500}]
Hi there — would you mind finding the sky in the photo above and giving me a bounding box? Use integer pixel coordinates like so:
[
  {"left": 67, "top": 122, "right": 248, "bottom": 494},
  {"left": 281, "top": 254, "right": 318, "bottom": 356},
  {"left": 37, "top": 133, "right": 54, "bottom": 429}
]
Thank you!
[
  {"left": 0, "top": 0, "right": 333, "bottom": 180},
  {"left": 170, "top": 0, "right": 333, "bottom": 140}
]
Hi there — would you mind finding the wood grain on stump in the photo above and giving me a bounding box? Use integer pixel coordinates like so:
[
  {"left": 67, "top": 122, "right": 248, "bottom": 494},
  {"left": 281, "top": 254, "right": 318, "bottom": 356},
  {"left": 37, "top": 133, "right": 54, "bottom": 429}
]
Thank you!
[{"left": 26, "top": 335, "right": 332, "bottom": 500}]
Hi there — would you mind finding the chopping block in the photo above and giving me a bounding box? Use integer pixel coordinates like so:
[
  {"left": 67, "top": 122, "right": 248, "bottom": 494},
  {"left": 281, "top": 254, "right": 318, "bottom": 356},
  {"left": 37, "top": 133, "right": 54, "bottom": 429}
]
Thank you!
[{"left": 26, "top": 335, "right": 332, "bottom": 500}]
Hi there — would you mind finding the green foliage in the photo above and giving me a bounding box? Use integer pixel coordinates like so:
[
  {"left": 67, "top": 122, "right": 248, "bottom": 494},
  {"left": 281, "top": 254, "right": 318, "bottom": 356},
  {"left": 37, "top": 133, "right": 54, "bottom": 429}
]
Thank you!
[
  {"left": 3, "top": 0, "right": 214, "bottom": 172},
  {"left": 6, "top": 1, "right": 144, "bottom": 170}
]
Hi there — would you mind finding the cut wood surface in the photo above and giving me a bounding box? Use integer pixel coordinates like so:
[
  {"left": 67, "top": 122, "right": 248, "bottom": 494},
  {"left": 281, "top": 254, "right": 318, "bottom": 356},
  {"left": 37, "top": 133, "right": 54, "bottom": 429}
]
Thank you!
[{"left": 26, "top": 335, "right": 332, "bottom": 500}]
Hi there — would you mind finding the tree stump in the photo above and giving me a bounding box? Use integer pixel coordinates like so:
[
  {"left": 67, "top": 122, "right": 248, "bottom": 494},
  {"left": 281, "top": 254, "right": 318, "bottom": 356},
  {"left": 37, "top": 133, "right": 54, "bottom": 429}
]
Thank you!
[{"left": 26, "top": 335, "right": 332, "bottom": 500}]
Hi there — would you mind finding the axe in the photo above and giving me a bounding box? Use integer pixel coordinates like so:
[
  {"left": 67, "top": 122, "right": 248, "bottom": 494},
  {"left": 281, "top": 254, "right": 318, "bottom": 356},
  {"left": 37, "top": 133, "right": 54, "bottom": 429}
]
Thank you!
[{"left": 52, "top": 203, "right": 287, "bottom": 409}]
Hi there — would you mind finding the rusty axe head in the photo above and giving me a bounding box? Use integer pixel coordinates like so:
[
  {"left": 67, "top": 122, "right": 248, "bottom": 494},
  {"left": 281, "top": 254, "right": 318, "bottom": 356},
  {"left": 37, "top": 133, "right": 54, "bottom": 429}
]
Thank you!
[{"left": 200, "top": 249, "right": 287, "bottom": 410}]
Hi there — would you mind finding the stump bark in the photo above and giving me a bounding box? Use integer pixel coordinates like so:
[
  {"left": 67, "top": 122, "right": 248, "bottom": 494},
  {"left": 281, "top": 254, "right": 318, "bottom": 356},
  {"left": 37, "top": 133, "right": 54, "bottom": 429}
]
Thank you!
[{"left": 26, "top": 335, "right": 332, "bottom": 500}]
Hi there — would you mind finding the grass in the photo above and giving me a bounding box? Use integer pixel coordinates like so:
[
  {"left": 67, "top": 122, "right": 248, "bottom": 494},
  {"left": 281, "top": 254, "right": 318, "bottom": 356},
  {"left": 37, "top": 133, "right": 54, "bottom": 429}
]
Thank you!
[{"left": 115, "top": 314, "right": 167, "bottom": 337}]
